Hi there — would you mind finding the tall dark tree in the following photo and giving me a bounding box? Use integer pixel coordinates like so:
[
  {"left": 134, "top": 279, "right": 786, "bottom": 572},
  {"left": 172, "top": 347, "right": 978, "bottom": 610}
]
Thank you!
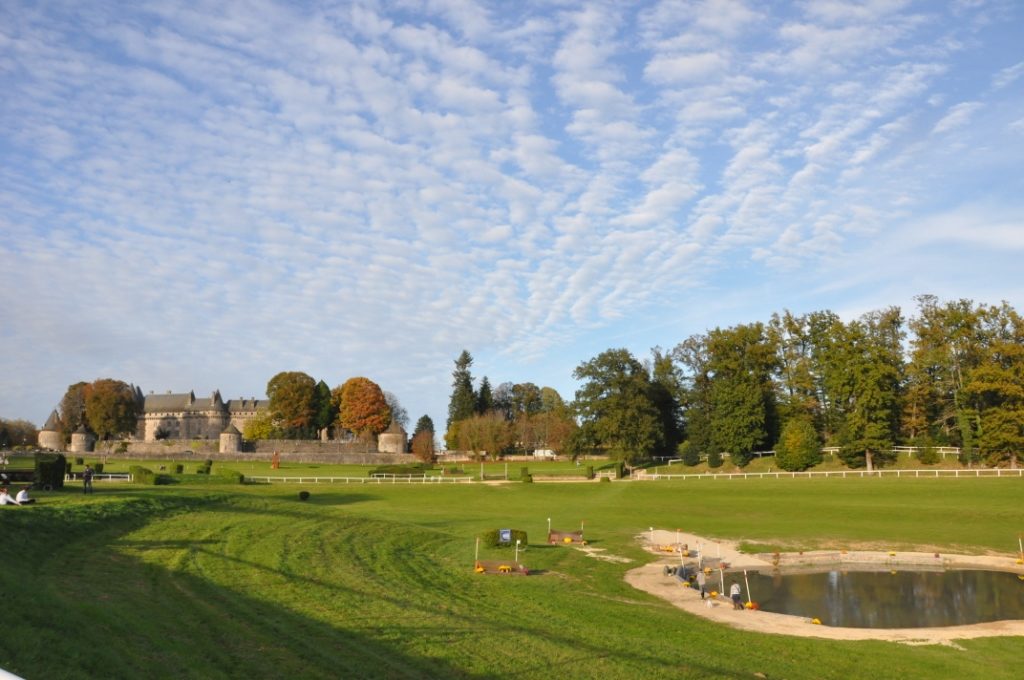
[
  {"left": 312, "top": 380, "right": 335, "bottom": 435},
  {"left": 572, "top": 348, "right": 665, "bottom": 463},
  {"left": 266, "top": 371, "right": 317, "bottom": 437},
  {"left": 84, "top": 379, "right": 140, "bottom": 440},
  {"left": 648, "top": 347, "right": 685, "bottom": 455},
  {"left": 447, "top": 350, "right": 476, "bottom": 430},
  {"left": 475, "top": 377, "right": 493, "bottom": 415},
  {"left": 413, "top": 415, "right": 435, "bottom": 437},
  {"left": 491, "top": 382, "right": 515, "bottom": 420}
]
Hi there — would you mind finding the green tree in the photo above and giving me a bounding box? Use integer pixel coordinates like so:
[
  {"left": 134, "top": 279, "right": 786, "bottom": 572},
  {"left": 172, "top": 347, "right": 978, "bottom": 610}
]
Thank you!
[
  {"left": 311, "top": 380, "right": 335, "bottom": 435},
  {"left": 964, "top": 303, "right": 1024, "bottom": 467},
  {"left": 456, "top": 411, "right": 513, "bottom": 460},
  {"left": 539, "top": 387, "right": 566, "bottom": 413},
  {"left": 413, "top": 415, "right": 435, "bottom": 437},
  {"left": 836, "top": 308, "right": 904, "bottom": 470},
  {"left": 266, "top": 372, "right": 317, "bottom": 437},
  {"left": 446, "top": 350, "right": 476, "bottom": 441},
  {"left": 337, "top": 377, "right": 391, "bottom": 438},
  {"left": 648, "top": 348, "right": 685, "bottom": 454},
  {"left": 475, "top": 377, "right": 493, "bottom": 415},
  {"left": 242, "top": 412, "right": 279, "bottom": 440},
  {"left": 572, "top": 348, "right": 665, "bottom": 463},
  {"left": 58, "top": 381, "right": 89, "bottom": 442},
  {"left": 83, "top": 379, "right": 140, "bottom": 440},
  {"left": 774, "top": 417, "right": 821, "bottom": 471}
]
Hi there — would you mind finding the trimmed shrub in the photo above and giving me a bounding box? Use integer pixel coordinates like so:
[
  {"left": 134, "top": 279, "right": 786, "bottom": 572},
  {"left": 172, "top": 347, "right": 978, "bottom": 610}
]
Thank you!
[
  {"left": 215, "top": 468, "right": 244, "bottom": 484},
  {"left": 174, "top": 464, "right": 184, "bottom": 474},
  {"left": 521, "top": 474, "right": 533, "bottom": 483},
  {"left": 707, "top": 450, "right": 723, "bottom": 468},
  {"left": 129, "top": 465, "right": 158, "bottom": 485},
  {"left": 65, "top": 462, "right": 72, "bottom": 475},
  {"left": 585, "top": 465, "right": 595, "bottom": 480},
  {"left": 93, "top": 463, "right": 104, "bottom": 474},
  {"left": 74, "top": 457, "right": 84, "bottom": 465},
  {"left": 600, "top": 476, "right": 611, "bottom": 483},
  {"left": 520, "top": 466, "right": 529, "bottom": 479},
  {"left": 34, "top": 453, "right": 66, "bottom": 490},
  {"left": 614, "top": 461, "right": 626, "bottom": 479},
  {"left": 678, "top": 441, "right": 700, "bottom": 466},
  {"left": 479, "top": 528, "right": 528, "bottom": 548},
  {"left": 115, "top": 441, "right": 129, "bottom": 454},
  {"left": 298, "top": 490, "right": 310, "bottom": 501}
]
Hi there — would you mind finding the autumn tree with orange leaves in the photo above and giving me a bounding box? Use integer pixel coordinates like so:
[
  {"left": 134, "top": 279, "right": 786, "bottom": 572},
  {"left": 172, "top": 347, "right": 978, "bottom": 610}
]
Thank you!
[{"left": 335, "top": 377, "right": 391, "bottom": 438}]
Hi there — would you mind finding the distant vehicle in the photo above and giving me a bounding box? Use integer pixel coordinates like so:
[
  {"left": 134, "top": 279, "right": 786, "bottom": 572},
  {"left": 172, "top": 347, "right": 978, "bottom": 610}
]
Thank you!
[{"left": 532, "top": 449, "right": 556, "bottom": 458}]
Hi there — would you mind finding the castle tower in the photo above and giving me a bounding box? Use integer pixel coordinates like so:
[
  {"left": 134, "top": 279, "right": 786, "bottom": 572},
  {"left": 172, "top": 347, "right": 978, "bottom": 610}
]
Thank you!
[
  {"left": 69, "top": 425, "right": 95, "bottom": 453},
  {"left": 377, "top": 420, "right": 407, "bottom": 455},
  {"left": 219, "top": 423, "right": 242, "bottom": 454},
  {"left": 38, "top": 411, "right": 64, "bottom": 451}
]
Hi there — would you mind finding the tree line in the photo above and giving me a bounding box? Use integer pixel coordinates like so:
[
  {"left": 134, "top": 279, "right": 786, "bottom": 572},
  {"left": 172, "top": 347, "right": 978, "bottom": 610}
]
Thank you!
[{"left": 446, "top": 295, "right": 1024, "bottom": 470}]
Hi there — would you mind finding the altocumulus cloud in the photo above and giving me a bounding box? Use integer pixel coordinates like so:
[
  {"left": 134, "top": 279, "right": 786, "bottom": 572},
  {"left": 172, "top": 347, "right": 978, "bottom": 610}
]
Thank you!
[{"left": 1, "top": 0, "right": 1022, "bottom": 427}]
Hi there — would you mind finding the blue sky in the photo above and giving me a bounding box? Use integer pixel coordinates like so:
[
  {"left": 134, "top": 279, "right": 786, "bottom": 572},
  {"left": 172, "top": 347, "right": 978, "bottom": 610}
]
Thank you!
[{"left": 2, "top": 0, "right": 1022, "bottom": 432}]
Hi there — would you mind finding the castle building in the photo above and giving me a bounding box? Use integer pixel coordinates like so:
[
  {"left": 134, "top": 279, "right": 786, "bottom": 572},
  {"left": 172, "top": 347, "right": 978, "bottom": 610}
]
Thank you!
[{"left": 141, "top": 390, "right": 268, "bottom": 441}]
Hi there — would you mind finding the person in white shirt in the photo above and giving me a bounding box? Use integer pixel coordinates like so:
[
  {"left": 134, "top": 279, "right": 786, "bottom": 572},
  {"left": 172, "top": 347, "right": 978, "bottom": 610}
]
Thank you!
[
  {"left": 0, "top": 487, "right": 21, "bottom": 506},
  {"left": 15, "top": 486, "right": 35, "bottom": 504},
  {"left": 730, "top": 581, "right": 743, "bottom": 609}
]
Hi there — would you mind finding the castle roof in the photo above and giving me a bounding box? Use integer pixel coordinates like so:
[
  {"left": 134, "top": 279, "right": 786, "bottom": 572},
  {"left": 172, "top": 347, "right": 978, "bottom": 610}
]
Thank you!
[
  {"left": 144, "top": 390, "right": 230, "bottom": 414},
  {"left": 222, "top": 424, "right": 241, "bottom": 436},
  {"left": 227, "top": 398, "right": 269, "bottom": 412},
  {"left": 42, "top": 410, "right": 60, "bottom": 432}
]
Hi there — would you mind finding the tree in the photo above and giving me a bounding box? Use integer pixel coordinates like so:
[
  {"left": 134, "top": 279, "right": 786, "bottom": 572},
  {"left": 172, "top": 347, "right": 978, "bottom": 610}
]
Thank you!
[
  {"left": 774, "top": 417, "right": 821, "bottom": 471},
  {"left": 475, "top": 377, "right": 493, "bottom": 414},
  {"left": 83, "top": 379, "right": 140, "bottom": 440},
  {"left": 312, "top": 380, "right": 335, "bottom": 436},
  {"left": 539, "top": 387, "right": 566, "bottom": 413},
  {"left": 243, "top": 412, "right": 278, "bottom": 440},
  {"left": 836, "top": 308, "right": 904, "bottom": 470},
  {"left": 446, "top": 350, "right": 476, "bottom": 436},
  {"left": 266, "top": 372, "right": 317, "bottom": 437},
  {"left": 456, "top": 412, "right": 513, "bottom": 460},
  {"left": 0, "top": 418, "right": 38, "bottom": 449},
  {"left": 413, "top": 415, "right": 435, "bottom": 437},
  {"left": 58, "top": 381, "right": 89, "bottom": 441},
  {"left": 963, "top": 303, "right": 1024, "bottom": 468},
  {"left": 648, "top": 348, "right": 685, "bottom": 455},
  {"left": 572, "top": 348, "right": 665, "bottom": 463},
  {"left": 411, "top": 429, "right": 436, "bottom": 463},
  {"left": 384, "top": 391, "right": 409, "bottom": 431},
  {"left": 336, "top": 377, "right": 391, "bottom": 438}
]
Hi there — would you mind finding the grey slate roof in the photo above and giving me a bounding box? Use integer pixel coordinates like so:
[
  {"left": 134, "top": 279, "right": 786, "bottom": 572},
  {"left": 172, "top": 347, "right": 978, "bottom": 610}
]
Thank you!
[{"left": 42, "top": 410, "right": 61, "bottom": 431}]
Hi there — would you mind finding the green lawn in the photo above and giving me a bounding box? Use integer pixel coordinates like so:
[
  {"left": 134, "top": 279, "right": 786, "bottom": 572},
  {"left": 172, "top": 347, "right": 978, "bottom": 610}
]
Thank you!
[{"left": 2, "top": 475, "right": 1021, "bottom": 679}]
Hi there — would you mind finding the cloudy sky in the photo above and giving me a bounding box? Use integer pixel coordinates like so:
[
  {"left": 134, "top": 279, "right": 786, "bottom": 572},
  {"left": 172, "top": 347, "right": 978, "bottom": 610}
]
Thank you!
[{"left": 2, "top": 0, "right": 1022, "bottom": 432}]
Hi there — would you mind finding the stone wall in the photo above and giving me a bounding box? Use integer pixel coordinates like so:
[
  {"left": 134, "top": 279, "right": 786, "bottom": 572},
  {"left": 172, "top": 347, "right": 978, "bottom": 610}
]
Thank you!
[{"left": 88, "top": 438, "right": 414, "bottom": 465}]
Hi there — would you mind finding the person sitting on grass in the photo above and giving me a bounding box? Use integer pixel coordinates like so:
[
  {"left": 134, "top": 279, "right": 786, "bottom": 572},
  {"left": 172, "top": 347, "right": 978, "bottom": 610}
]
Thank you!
[
  {"left": 0, "top": 487, "right": 21, "bottom": 506},
  {"left": 16, "top": 486, "right": 35, "bottom": 505}
]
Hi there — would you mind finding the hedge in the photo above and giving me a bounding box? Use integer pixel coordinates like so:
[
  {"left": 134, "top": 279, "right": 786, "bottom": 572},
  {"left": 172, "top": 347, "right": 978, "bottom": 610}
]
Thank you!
[{"left": 478, "top": 528, "right": 528, "bottom": 548}]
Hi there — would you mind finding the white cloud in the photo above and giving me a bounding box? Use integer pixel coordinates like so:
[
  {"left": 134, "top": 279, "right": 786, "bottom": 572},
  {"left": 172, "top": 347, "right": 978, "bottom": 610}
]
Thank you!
[{"left": 932, "top": 101, "right": 982, "bottom": 134}]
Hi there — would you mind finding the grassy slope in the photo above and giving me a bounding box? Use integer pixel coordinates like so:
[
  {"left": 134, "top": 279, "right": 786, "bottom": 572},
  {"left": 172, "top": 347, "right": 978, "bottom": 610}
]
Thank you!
[{"left": 2, "top": 478, "right": 1021, "bottom": 679}]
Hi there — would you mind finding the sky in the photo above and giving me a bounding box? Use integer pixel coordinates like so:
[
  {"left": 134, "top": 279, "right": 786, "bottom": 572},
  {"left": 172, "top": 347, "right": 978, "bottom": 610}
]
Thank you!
[{"left": 2, "top": 0, "right": 1023, "bottom": 433}]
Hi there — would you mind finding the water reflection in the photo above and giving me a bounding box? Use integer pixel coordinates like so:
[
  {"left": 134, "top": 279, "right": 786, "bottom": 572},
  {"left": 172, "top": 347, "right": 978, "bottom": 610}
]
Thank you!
[{"left": 743, "top": 569, "right": 1024, "bottom": 628}]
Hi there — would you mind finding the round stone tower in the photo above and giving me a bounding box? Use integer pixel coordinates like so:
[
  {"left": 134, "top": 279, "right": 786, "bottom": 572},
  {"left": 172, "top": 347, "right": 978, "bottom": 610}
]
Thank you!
[
  {"left": 38, "top": 410, "right": 64, "bottom": 451},
  {"left": 219, "top": 424, "right": 242, "bottom": 454},
  {"left": 69, "top": 425, "right": 95, "bottom": 453},
  {"left": 377, "top": 420, "right": 407, "bottom": 455}
]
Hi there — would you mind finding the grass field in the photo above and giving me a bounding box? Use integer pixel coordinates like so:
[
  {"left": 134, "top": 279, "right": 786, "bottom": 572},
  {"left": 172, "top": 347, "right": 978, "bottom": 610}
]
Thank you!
[{"left": 2, "top": 471, "right": 1022, "bottom": 679}]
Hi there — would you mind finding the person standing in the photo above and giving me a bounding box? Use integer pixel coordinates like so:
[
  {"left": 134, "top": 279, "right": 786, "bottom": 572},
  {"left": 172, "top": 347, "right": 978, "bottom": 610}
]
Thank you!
[
  {"left": 82, "top": 465, "right": 94, "bottom": 494},
  {"left": 730, "top": 581, "right": 743, "bottom": 610},
  {"left": 696, "top": 569, "right": 707, "bottom": 599}
]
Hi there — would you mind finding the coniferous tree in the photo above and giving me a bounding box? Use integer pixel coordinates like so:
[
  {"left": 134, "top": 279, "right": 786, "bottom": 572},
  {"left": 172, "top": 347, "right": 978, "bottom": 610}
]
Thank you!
[
  {"left": 446, "top": 350, "right": 476, "bottom": 448},
  {"left": 475, "top": 377, "right": 493, "bottom": 414}
]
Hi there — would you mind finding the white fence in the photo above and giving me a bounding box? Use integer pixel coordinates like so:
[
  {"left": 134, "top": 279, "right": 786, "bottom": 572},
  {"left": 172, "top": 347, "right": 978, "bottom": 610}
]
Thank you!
[
  {"left": 639, "top": 468, "right": 1022, "bottom": 481},
  {"left": 246, "top": 474, "right": 474, "bottom": 484},
  {"left": 64, "top": 473, "right": 133, "bottom": 482}
]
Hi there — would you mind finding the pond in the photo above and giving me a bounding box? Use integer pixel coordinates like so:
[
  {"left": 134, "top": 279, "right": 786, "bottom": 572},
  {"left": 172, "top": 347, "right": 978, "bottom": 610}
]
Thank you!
[{"left": 736, "top": 568, "right": 1024, "bottom": 628}]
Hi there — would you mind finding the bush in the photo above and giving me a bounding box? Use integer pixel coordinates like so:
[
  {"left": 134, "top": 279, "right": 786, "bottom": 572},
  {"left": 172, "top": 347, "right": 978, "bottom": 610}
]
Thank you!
[
  {"left": 775, "top": 417, "right": 822, "bottom": 471},
  {"left": 368, "top": 463, "right": 433, "bottom": 477},
  {"left": 34, "top": 453, "right": 66, "bottom": 490},
  {"left": 74, "top": 457, "right": 84, "bottom": 466},
  {"left": 707, "top": 451, "right": 723, "bottom": 468},
  {"left": 215, "top": 468, "right": 244, "bottom": 484},
  {"left": 298, "top": 490, "right": 310, "bottom": 501},
  {"left": 915, "top": 439, "right": 940, "bottom": 465},
  {"left": 585, "top": 465, "right": 595, "bottom": 480},
  {"left": 93, "top": 463, "right": 104, "bottom": 474},
  {"left": 600, "top": 476, "right": 611, "bottom": 483},
  {"left": 678, "top": 441, "right": 700, "bottom": 466},
  {"left": 129, "top": 465, "right": 158, "bottom": 485},
  {"left": 478, "top": 528, "right": 528, "bottom": 548},
  {"left": 520, "top": 466, "right": 529, "bottom": 479},
  {"left": 614, "top": 461, "right": 626, "bottom": 479},
  {"left": 174, "top": 464, "right": 184, "bottom": 474},
  {"left": 115, "top": 441, "right": 129, "bottom": 454},
  {"left": 521, "top": 474, "right": 533, "bottom": 483}
]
